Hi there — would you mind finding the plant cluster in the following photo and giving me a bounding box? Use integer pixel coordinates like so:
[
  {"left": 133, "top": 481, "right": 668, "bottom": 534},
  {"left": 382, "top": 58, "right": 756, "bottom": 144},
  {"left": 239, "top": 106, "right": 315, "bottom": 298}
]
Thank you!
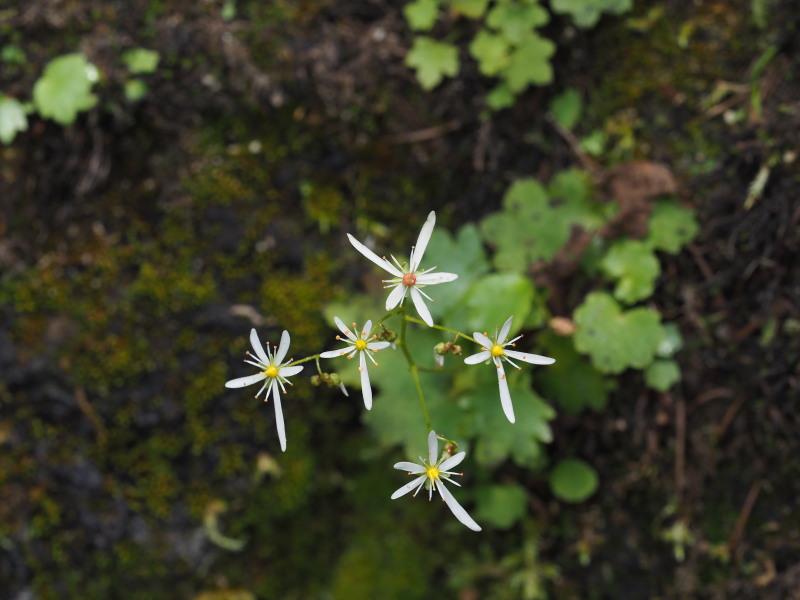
[
  {"left": 403, "top": 0, "right": 632, "bottom": 108},
  {"left": 0, "top": 48, "right": 159, "bottom": 144}
]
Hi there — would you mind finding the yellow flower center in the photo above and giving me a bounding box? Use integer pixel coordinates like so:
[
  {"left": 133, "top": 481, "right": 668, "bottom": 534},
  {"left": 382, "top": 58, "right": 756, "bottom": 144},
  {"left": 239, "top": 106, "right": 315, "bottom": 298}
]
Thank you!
[
  {"left": 426, "top": 465, "right": 440, "bottom": 480},
  {"left": 264, "top": 365, "right": 279, "bottom": 378},
  {"left": 355, "top": 339, "right": 367, "bottom": 351},
  {"left": 490, "top": 344, "right": 505, "bottom": 357}
]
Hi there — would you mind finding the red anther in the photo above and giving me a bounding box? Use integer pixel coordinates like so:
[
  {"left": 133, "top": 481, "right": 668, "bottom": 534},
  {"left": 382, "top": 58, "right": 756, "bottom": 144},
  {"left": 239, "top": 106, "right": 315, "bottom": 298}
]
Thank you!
[{"left": 402, "top": 272, "right": 417, "bottom": 286}]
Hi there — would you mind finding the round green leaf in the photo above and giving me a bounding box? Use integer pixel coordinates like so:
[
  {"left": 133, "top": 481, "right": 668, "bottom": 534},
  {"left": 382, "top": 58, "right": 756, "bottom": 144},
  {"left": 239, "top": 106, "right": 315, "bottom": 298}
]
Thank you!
[
  {"left": 646, "top": 200, "right": 699, "bottom": 254},
  {"left": 462, "top": 272, "right": 536, "bottom": 335},
  {"left": 403, "top": 0, "right": 440, "bottom": 31},
  {"left": 644, "top": 359, "right": 681, "bottom": 391},
  {"left": 0, "top": 95, "right": 28, "bottom": 144},
  {"left": 33, "top": 53, "right": 99, "bottom": 125},
  {"left": 549, "top": 458, "right": 598, "bottom": 503},
  {"left": 122, "top": 48, "right": 161, "bottom": 74},
  {"left": 548, "top": 88, "right": 582, "bottom": 131},
  {"left": 405, "top": 37, "right": 459, "bottom": 90},
  {"left": 574, "top": 291, "right": 664, "bottom": 373},
  {"left": 475, "top": 484, "right": 528, "bottom": 529},
  {"left": 600, "top": 239, "right": 661, "bottom": 304}
]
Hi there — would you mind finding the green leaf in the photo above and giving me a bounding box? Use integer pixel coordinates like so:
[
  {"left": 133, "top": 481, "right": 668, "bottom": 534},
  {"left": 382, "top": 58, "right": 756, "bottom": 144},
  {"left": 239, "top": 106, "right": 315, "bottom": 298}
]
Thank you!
[
  {"left": 573, "top": 291, "right": 664, "bottom": 373},
  {"left": 481, "top": 172, "right": 604, "bottom": 271},
  {"left": 33, "top": 53, "right": 99, "bottom": 125},
  {"left": 450, "top": 0, "right": 490, "bottom": 18},
  {"left": 468, "top": 374, "right": 555, "bottom": 468},
  {"left": 0, "top": 95, "right": 28, "bottom": 144},
  {"left": 458, "top": 272, "right": 538, "bottom": 335},
  {"left": 486, "top": 2, "right": 550, "bottom": 44},
  {"left": 1, "top": 45, "right": 26, "bottom": 65},
  {"left": 122, "top": 48, "right": 160, "bottom": 74},
  {"left": 124, "top": 79, "right": 148, "bottom": 102},
  {"left": 501, "top": 33, "right": 555, "bottom": 92},
  {"left": 405, "top": 37, "right": 459, "bottom": 90},
  {"left": 221, "top": 0, "right": 237, "bottom": 21},
  {"left": 580, "top": 129, "right": 606, "bottom": 155},
  {"left": 469, "top": 30, "right": 511, "bottom": 76},
  {"left": 646, "top": 200, "right": 699, "bottom": 254},
  {"left": 422, "top": 224, "right": 490, "bottom": 321},
  {"left": 645, "top": 359, "right": 681, "bottom": 391},
  {"left": 550, "top": 0, "right": 633, "bottom": 28},
  {"left": 549, "top": 458, "right": 598, "bottom": 503},
  {"left": 537, "top": 332, "right": 613, "bottom": 413},
  {"left": 548, "top": 88, "right": 582, "bottom": 130},
  {"left": 656, "top": 322, "right": 684, "bottom": 358},
  {"left": 403, "top": 0, "right": 440, "bottom": 31},
  {"left": 600, "top": 239, "right": 661, "bottom": 304},
  {"left": 475, "top": 484, "right": 528, "bottom": 529},
  {"left": 486, "top": 83, "right": 516, "bottom": 110}
]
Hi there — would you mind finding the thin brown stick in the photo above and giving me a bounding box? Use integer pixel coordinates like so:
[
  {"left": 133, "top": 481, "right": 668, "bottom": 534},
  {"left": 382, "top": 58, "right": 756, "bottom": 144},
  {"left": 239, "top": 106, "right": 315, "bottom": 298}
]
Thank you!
[
  {"left": 727, "top": 480, "right": 762, "bottom": 554},
  {"left": 75, "top": 386, "right": 106, "bottom": 443},
  {"left": 382, "top": 120, "right": 461, "bottom": 144},
  {"left": 675, "top": 397, "right": 686, "bottom": 501}
]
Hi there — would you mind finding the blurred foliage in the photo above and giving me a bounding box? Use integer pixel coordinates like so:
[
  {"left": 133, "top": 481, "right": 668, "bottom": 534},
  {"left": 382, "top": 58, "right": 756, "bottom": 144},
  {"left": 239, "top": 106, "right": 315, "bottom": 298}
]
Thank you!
[{"left": 402, "top": 0, "right": 632, "bottom": 108}]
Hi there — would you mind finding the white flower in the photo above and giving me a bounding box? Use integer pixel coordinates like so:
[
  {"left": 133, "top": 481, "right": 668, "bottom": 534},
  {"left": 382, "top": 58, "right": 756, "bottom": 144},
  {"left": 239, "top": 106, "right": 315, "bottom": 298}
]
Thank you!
[
  {"left": 319, "top": 317, "right": 391, "bottom": 410},
  {"left": 390, "top": 430, "right": 481, "bottom": 532},
  {"left": 347, "top": 211, "right": 458, "bottom": 327},
  {"left": 225, "top": 328, "right": 304, "bottom": 452},
  {"left": 463, "top": 316, "right": 555, "bottom": 424}
]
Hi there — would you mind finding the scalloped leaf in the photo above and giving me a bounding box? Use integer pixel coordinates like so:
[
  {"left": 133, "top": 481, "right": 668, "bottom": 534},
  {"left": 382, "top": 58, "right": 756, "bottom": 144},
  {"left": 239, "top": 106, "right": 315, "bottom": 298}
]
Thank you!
[
  {"left": 481, "top": 172, "right": 604, "bottom": 271},
  {"left": 467, "top": 374, "right": 555, "bottom": 468},
  {"left": 551, "top": 0, "right": 633, "bottom": 28},
  {"left": 403, "top": 0, "right": 441, "bottom": 31},
  {"left": 0, "top": 95, "right": 28, "bottom": 144},
  {"left": 600, "top": 239, "right": 661, "bottom": 304},
  {"left": 486, "top": 2, "right": 549, "bottom": 44},
  {"left": 573, "top": 291, "right": 664, "bottom": 373},
  {"left": 469, "top": 30, "right": 511, "bottom": 76},
  {"left": 451, "top": 0, "right": 490, "bottom": 18},
  {"left": 549, "top": 458, "right": 598, "bottom": 503},
  {"left": 548, "top": 88, "right": 583, "bottom": 131},
  {"left": 501, "top": 33, "right": 555, "bottom": 92},
  {"left": 457, "top": 272, "right": 538, "bottom": 335},
  {"left": 405, "top": 37, "right": 459, "bottom": 90},
  {"left": 646, "top": 200, "right": 699, "bottom": 254},
  {"left": 122, "top": 48, "right": 160, "bottom": 74},
  {"left": 538, "top": 332, "right": 613, "bottom": 413},
  {"left": 645, "top": 359, "right": 681, "bottom": 391},
  {"left": 475, "top": 483, "right": 528, "bottom": 529},
  {"left": 422, "top": 224, "right": 490, "bottom": 321},
  {"left": 656, "top": 322, "right": 684, "bottom": 358},
  {"left": 33, "top": 53, "right": 98, "bottom": 125}
]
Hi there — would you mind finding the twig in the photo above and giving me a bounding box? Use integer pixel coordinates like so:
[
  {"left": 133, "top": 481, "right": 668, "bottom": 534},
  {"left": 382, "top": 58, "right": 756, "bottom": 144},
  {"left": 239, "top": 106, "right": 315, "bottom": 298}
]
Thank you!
[
  {"left": 74, "top": 386, "right": 106, "bottom": 443},
  {"left": 727, "top": 480, "right": 762, "bottom": 554},
  {"left": 382, "top": 120, "right": 461, "bottom": 144},
  {"left": 675, "top": 397, "right": 686, "bottom": 501}
]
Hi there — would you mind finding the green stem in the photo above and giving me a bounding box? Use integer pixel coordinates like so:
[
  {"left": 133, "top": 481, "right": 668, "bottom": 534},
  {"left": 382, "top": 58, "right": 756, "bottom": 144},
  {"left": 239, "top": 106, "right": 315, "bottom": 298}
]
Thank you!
[
  {"left": 402, "top": 315, "right": 478, "bottom": 344},
  {"left": 399, "top": 311, "right": 432, "bottom": 431}
]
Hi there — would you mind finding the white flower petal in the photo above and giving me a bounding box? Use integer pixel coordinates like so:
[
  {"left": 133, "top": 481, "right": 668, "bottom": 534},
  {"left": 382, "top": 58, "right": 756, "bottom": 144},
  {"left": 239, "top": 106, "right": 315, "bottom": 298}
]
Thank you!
[
  {"left": 410, "top": 286, "right": 433, "bottom": 327},
  {"left": 504, "top": 349, "right": 556, "bottom": 365},
  {"left": 362, "top": 320, "right": 373, "bottom": 338},
  {"left": 347, "top": 233, "right": 403, "bottom": 277},
  {"left": 410, "top": 210, "right": 436, "bottom": 271},
  {"left": 272, "top": 383, "right": 287, "bottom": 452},
  {"left": 225, "top": 373, "right": 266, "bottom": 388},
  {"left": 393, "top": 461, "right": 426, "bottom": 474},
  {"left": 274, "top": 330, "right": 291, "bottom": 365},
  {"left": 334, "top": 316, "right": 358, "bottom": 342},
  {"left": 385, "top": 283, "right": 407, "bottom": 310},
  {"left": 278, "top": 364, "right": 303, "bottom": 378},
  {"left": 360, "top": 352, "right": 372, "bottom": 410},
  {"left": 497, "top": 363, "right": 515, "bottom": 423},
  {"left": 463, "top": 350, "right": 491, "bottom": 365},
  {"left": 319, "top": 349, "right": 345, "bottom": 358},
  {"left": 391, "top": 474, "right": 427, "bottom": 499},
  {"left": 415, "top": 272, "right": 458, "bottom": 285},
  {"left": 439, "top": 451, "right": 466, "bottom": 472},
  {"left": 427, "top": 429, "right": 439, "bottom": 465},
  {"left": 366, "top": 341, "right": 391, "bottom": 351},
  {"left": 249, "top": 328, "right": 270, "bottom": 364},
  {"left": 498, "top": 316, "right": 514, "bottom": 345},
  {"left": 437, "top": 480, "right": 482, "bottom": 532},
  {"left": 473, "top": 332, "right": 493, "bottom": 348}
]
